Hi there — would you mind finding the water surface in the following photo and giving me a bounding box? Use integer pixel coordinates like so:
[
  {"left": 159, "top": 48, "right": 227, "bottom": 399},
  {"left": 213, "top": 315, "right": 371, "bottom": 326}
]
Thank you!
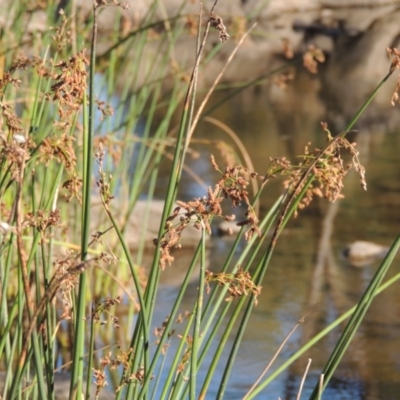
[{"left": 152, "top": 68, "right": 400, "bottom": 399}]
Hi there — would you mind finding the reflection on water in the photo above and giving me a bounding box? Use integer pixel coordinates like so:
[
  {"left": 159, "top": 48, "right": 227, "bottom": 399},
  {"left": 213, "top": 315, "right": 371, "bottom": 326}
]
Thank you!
[{"left": 150, "top": 65, "right": 400, "bottom": 398}]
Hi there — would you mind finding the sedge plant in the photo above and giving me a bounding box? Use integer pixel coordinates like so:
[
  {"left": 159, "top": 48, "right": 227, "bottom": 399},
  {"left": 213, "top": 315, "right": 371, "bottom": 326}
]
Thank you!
[{"left": 1, "top": 1, "right": 400, "bottom": 400}]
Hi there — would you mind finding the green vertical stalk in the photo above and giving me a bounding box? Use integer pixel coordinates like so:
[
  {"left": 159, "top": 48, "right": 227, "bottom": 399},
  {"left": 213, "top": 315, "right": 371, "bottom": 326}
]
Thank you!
[
  {"left": 69, "top": 105, "right": 89, "bottom": 397},
  {"left": 215, "top": 180, "right": 312, "bottom": 399},
  {"left": 70, "top": 3, "right": 97, "bottom": 396},
  {"left": 190, "top": 227, "right": 207, "bottom": 400},
  {"left": 195, "top": 199, "right": 283, "bottom": 398},
  {"left": 345, "top": 70, "right": 393, "bottom": 131},
  {"left": 86, "top": 304, "right": 96, "bottom": 400},
  {"left": 308, "top": 232, "right": 400, "bottom": 399},
  {"left": 124, "top": 13, "right": 213, "bottom": 399},
  {"left": 136, "top": 245, "right": 202, "bottom": 399},
  {"left": 246, "top": 270, "right": 400, "bottom": 399},
  {"left": 166, "top": 312, "right": 196, "bottom": 400}
]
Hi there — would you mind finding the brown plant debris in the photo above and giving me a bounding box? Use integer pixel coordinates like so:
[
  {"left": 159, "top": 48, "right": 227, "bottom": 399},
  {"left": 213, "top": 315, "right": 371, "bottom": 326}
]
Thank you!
[
  {"left": 205, "top": 267, "right": 261, "bottom": 305},
  {"left": 210, "top": 14, "right": 230, "bottom": 43}
]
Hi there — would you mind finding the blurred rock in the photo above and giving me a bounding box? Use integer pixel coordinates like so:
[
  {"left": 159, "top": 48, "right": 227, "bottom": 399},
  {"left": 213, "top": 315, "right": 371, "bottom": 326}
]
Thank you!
[{"left": 342, "top": 240, "right": 389, "bottom": 267}]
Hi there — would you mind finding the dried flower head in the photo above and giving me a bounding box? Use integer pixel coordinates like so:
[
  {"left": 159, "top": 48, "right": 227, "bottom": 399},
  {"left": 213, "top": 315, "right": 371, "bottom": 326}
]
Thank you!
[
  {"left": 90, "top": 296, "right": 121, "bottom": 328},
  {"left": 177, "top": 335, "right": 193, "bottom": 373},
  {"left": 156, "top": 157, "right": 264, "bottom": 267},
  {"left": 205, "top": 267, "right": 261, "bottom": 305},
  {"left": 95, "top": 98, "right": 114, "bottom": 120},
  {"left": 154, "top": 315, "right": 176, "bottom": 354},
  {"left": 51, "top": 9, "right": 73, "bottom": 51},
  {"left": 282, "top": 37, "right": 294, "bottom": 59},
  {"left": 387, "top": 47, "right": 400, "bottom": 74},
  {"left": 387, "top": 47, "right": 400, "bottom": 105},
  {"left": 303, "top": 45, "right": 325, "bottom": 74},
  {"left": 54, "top": 256, "right": 79, "bottom": 320},
  {"left": 98, "top": 348, "right": 140, "bottom": 394},
  {"left": 273, "top": 71, "right": 295, "bottom": 89},
  {"left": 93, "top": 135, "right": 122, "bottom": 165},
  {"left": 62, "top": 173, "right": 83, "bottom": 203},
  {"left": 24, "top": 209, "right": 61, "bottom": 233},
  {"left": 0, "top": 126, "right": 33, "bottom": 182},
  {"left": 210, "top": 14, "right": 230, "bottom": 43},
  {"left": 39, "top": 131, "right": 77, "bottom": 173},
  {"left": 93, "top": 368, "right": 108, "bottom": 396},
  {"left": 46, "top": 50, "right": 88, "bottom": 118},
  {"left": 283, "top": 122, "right": 366, "bottom": 216},
  {"left": 95, "top": 142, "right": 115, "bottom": 208}
]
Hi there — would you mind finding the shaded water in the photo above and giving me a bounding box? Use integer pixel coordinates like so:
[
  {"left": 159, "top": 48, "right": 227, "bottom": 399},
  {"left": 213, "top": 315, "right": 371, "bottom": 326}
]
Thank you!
[{"left": 151, "top": 68, "right": 400, "bottom": 399}]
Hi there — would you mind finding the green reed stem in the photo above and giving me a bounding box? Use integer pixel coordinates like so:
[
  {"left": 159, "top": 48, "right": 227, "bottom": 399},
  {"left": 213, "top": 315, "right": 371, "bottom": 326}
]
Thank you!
[
  {"left": 215, "top": 178, "right": 312, "bottom": 399},
  {"left": 346, "top": 70, "right": 394, "bottom": 131},
  {"left": 308, "top": 233, "right": 400, "bottom": 399},
  {"left": 244, "top": 69, "right": 397, "bottom": 399},
  {"left": 246, "top": 269, "right": 400, "bottom": 399},
  {"left": 196, "top": 197, "right": 283, "bottom": 398},
  {"left": 124, "top": 10, "right": 212, "bottom": 400},
  {"left": 86, "top": 304, "right": 96, "bottom": 400},
  {"left": 190, "top": 227, "right": 207, "bottom": 400},
  {"left": 137, "top": 244, "right": 202, "bottom": 399},
  {"left": 168, "top": 310, "right": 197, "bottom": 400},
  {"left": 70, "top": 4, "right": 96, "bottom": 393}
]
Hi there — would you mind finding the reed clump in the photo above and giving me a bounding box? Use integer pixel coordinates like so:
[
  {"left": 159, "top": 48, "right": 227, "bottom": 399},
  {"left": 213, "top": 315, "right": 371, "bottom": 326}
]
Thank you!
[{"left": 1, "top": 1, "right": 400, "bottom": 399}]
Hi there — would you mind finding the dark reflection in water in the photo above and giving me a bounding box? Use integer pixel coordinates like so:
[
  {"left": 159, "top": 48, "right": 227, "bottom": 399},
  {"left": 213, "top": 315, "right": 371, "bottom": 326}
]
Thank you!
[{"left": 151, "top": 63, "right": 400, "bottom": 399}]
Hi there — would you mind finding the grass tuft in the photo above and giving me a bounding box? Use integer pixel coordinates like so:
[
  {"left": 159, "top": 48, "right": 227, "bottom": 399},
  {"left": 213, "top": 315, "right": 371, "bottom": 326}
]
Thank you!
[{"left": 0, "top": 1, "right": 399, "bottom": 399}]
